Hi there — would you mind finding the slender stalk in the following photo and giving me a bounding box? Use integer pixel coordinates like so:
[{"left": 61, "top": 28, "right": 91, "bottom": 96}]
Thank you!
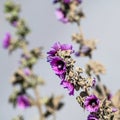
[
  {"left": 22, "top": 45, "right": 45, "bottom": 120},
  {"left": 34, "top": 86, "right": 45, "bottom": 120},
  {"left": 53, "top": 112, "right": 56, "bottom": 120}
]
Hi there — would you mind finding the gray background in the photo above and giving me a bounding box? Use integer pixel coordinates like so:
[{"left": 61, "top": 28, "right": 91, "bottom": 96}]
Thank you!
[{"left": 0, "top": 0, "right": 120, "bottom": 120}]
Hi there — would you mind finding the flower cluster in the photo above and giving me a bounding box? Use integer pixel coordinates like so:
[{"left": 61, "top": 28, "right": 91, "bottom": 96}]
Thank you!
[
  {"left": 3, "top": 1, "right": 30, "bottom": 53},
  {"left": 53, "top": 0, "right": 84, "bottom": 24},
  {"left": 47, "top": 42, "right": 75, "bottom": 95},
  {"left": 51, "top": 0, "right": 119, "bottom": 119},
  {"left": 47, "top": 42, "right": 96, "bottom": 97}
]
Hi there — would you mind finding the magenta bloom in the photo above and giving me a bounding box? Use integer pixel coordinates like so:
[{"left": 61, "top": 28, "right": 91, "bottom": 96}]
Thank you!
[
  {"left": 92, "top": 78, "right": 96, "bottom": 87},
  {"left": 63, "top": 0, "right": 71, "bottom": 3},
  {"left": 17, "top": 95, "right": 31, "bottom": 109},
  {"left": 50, "top": 56, "right": 66, "bottom": 75},
  {"left": 3, "top": 33, "right": 11, "bottom": 48},
  {"left": 87, "top": 113, "right": 99, "bottom": 120},
  {"left": 75, "top": 45, "right": 91, "bottom": 57},
  {"left": 23, "top": 68, "right": 31, "bottom": 76},
  {"left": 61, "top": 80, "right": 74, "bottom": 95},
  {"left": 77, "top": 0, "right": 82, "bottom": 4},
  {"left": 84, "top": 95, "right": 100, "bottom": 112},
  {"left": 47, "top": 42, "right": 73, "bottom": 60},
  {"left": 112, "top": 108, "right": 118, "bottom": 112},
  {"left": 55, "top": 9, "right": 68, "bottom": 23},
  {"left": 53, "top": 0, "right": 59, "bottom": 4},
  {"left": 81, "top": 45, "right": 91, "bottom": 54},
  {"left": 12, "top": 21, "right": 18, "bottom": 27}
]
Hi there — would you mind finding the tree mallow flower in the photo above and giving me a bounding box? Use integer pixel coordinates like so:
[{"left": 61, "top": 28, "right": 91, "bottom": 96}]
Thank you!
[
  {"left": 84, "top": 95, "right": 100, "bottom": 112},
  {"left": 50, "top": 56, "right": 66, "bottom": 75}
]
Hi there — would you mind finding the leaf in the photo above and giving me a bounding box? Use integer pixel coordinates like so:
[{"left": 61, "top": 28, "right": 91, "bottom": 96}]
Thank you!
[{"left": 80, "top": 91, "right": 88, "bottom": 98}]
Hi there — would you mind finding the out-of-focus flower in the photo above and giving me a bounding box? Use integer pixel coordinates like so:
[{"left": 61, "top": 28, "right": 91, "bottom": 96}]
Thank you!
[
  {"left": 55, "top": 9, "right": 69, "bottom": 23},
  {"left": 23, "top": 67, "right": 31, "bottom": 76},
  {"left": 87, "top": 113, "right": 99, "bottom": 120},
  {"left": 12, "top": 20, "right": 18, "bottom": 27},
  {"left": 75, "top": 46, "right": 91, "bottom": 57},
  {"left": 107, "top": 93, "right": 112, "bottom": 100},
  {"left": 17, "top": 95, "right": 31, "bottom": 109},
  {"left": 50, "top": 56, "right": 66, "bottom": 75},
  {"left": 61, "top": 80, "right": 74, "bottom": 95},
  {"left": 81, "top": 45, "right": 91, "bottom": 54},
  {"left": 84, "top": 95, "right": 100, "bottom": 112},
  {"left": 3, "top": 33, "right": 11, "bottom": 48},
  {"left": 63, "top": 0, "right": 71, "bottom": 3},
  {"left": 112, "top": 108, "right": 117, "bottom": 112},
  {"left": 92, "top": 78, "right": 96, "bottom": 87},
  {"left": 77, "top": 0, "right": 82, "bottom": 4},
  {"left": 53, "top": 0, "right": 59, "bottom": 4}
]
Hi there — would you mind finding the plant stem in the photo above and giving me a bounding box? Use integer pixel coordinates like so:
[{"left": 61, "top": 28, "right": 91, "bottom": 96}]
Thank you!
[
  {"left": 34, "top": 86, "right": 45, "bottom": 120},
  {"left": 53, "top": 112, "right": 56, "bottom": 120}
]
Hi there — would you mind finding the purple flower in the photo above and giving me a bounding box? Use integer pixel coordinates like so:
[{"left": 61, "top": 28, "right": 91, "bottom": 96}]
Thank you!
[
  {"left": 112, "top": 108, "right": 118, "bottom": 112},
  {"left": 23, "top": 68, "right": 31, "bottom": 76},
  {"left": 92, "top": 78, "right": 96, "bottom": 87},
  {"left": 77, "top": 0, "right": 82, "bottom": 4},
  {"left": 53, "top": 0, "right": 59, "bottom": 4},
  {"left": 75, "top": 51, "right": 80, "bottom": 57},
  {"left": 3, "top": 33, "right": 11, "bottom": 48},
  {"left": 81, "top": 45, "right": 91, "bottom": 54},
  {"left": 55, "top": 9, "right": 68, "bottom": 23},
  {"left": 12, "top": 21, "right": 18, "bottom": 27},
  {"left": 17, "top": 95, "right": 31, "bottom": 109},
  {"left": 75, "top": 46, "right": 91, "bottom": 57},
  {"left": 87, "top": 113, "right": 99, "bottom": 120},
  {"left": 47, "top": 42, "right": 61, "bottom": 59},
  {"left": 50, "top": 56, "right": 66, "bottom": 75},
  {"left": 63, "top": 0, "right": 71, "bottom": 3},
  {"left": 61, "top": 80, "right": 74, "bottom": 95},
  {"left": 84, "top": 95, "right": 100, "bottom": 112},
  {"left": 47, "top": 42, "right": 73, "bottom": 61},
  {"left": 107, "top": 93, "right": 112, "bottom": 100}
]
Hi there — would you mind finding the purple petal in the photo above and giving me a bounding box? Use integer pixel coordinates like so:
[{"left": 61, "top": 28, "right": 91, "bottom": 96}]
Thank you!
[
  {"left": 84, "top": 95, "right": 100, "bottom": 112},
  {"left": 61, "top": 80, "right": 74, "bottom": 95},
  {"left": 87, "top": 113, "right": 99, "bottom": 120},
  {"left": 55, "top": 9, "right": 68, "bottom": 24},
  {"left": 23, "top": 68, "right": 31, "bottom": 76},
  {"left": 50, "top": 56, "right": 66, "bottom": 75},
  {"left": 3, "top": 33, "right": 11, "bottom": 49},
  {"left": 17, "top": 95, "right": 31, "bottom": 109}
]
